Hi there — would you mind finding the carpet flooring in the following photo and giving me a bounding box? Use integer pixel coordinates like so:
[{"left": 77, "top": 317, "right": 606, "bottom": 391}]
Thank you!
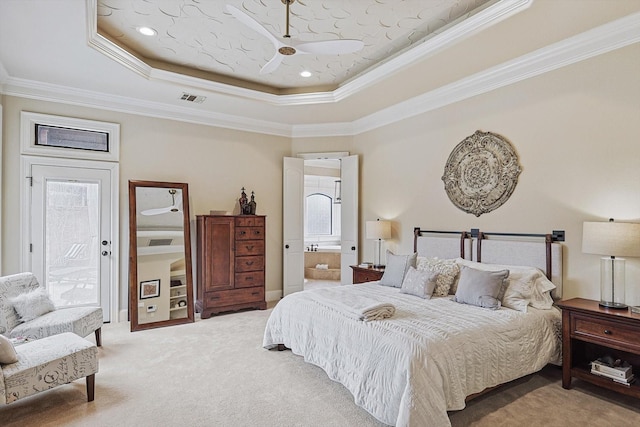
[{"left": 1, "top": 308, "right": 639, "bottom": 426}]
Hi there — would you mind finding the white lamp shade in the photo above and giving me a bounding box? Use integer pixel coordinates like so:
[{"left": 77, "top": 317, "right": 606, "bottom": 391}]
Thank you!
[
  {"left": 582, "top": 221, "right": 640, "bottom": 257},
  {"left": 366, "top": 220, "right": 391, "bottom": 240}
]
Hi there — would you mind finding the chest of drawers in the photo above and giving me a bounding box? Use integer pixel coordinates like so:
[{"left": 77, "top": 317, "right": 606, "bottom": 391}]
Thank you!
[{"left": 196, "top": 215, "right": 267, "bottom": 318}]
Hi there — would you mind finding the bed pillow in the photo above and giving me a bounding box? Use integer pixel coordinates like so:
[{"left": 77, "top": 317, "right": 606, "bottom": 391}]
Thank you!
[
  {"left": 0, "top": 334, "right": 19, "bottom": 364},
  {"left": 416, "top": 257, "right": 460, "bottom": 296},
  {"left": 453, "top": 266, "right": 509, "bottom": 310},
  {"left": 379, "top": 251, "right": 417, "bottom": 288},
  {"left": 10, "top": 287, "right": 56, "bottom": 322},
  {"left": 400, "top": 267, "right": 439, "bottom": 299},
  {"left": 454, "top": 258, "right": 556, "bottom": 311}
]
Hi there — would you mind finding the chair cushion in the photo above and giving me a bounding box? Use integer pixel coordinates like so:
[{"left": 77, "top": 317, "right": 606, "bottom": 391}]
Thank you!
[
  {"left": 9, "top": 306, "right": 103, "bottom": 341},
  {"left": 2, "top": 332, "right": 98, "bottom": 404},
  {"left": 0, "top": 273, "right": 40, "bottom": 335}
]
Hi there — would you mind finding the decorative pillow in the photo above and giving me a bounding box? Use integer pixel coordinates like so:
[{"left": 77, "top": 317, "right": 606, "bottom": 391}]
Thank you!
[
  {"left": 0, "top": 334, "right": 19, "bottom": 364},
  {"left": 416, "top": 257, "right": 460, "bottom": 296},
  {"left": 400, "top": 267, "right": 439, "bottom": 299},
  {"left": 10, "top": 287, "right": 55, "bottom": 322},
  {"left": 453, "top": 266, "right": 509, "bottom": 310},
  {"left": 454, "top": 258, "right": 556, "bottom": 311},
  {"left": 379, "top": 251, "right": 417, "bottom": 288}
]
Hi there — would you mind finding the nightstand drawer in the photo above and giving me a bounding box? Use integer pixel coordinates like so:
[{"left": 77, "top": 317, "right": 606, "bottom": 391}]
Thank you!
[{"left": 572, "top": 314, "right": 640, "bottom": 353}]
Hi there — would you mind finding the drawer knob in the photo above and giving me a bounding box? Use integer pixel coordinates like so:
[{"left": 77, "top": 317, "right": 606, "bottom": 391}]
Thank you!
[
  {"left": 240, "top": 231, "right": 246, "bottom": 235},
  {"left": 246, "top": 261, "right": 254, "bottom": 266},
  {"left": 246, "top": 245, "right": 254, "bottom": 250},
  {"left": 604, "top": 329, "right": 612, "bottom": 335}
]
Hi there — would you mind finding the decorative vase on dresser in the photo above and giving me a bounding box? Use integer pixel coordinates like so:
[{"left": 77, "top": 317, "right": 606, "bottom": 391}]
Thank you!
[{"left": 196, "top": 215, "right": 267, "bottom": 319}]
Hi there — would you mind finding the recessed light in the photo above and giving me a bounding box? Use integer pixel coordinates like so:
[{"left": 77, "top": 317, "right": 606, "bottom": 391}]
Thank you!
[
  {"left": 300, "top": 70, "right": 312, "bottom": 78},
  {"left": 137, "top": 26, "right": 157, "bottom": 36}
]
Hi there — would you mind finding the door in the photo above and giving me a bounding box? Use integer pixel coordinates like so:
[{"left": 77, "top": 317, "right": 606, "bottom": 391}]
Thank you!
[
  {"left": 282, "top": 157, "right": 305, "bottom": 296},
  {"left": 283, "top": 154, "right": 359, "bottom": 294},
  {"left": 340, "top": 155, "right": 358, "bottom": 285},
  {"left": 26, "top": 159, "right": 115, "bottom": 322}
]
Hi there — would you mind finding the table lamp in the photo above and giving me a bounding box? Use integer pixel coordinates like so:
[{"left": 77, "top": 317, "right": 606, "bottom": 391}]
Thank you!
[
  {"left": 582, "top": 219, "right": 640, "bottom": 309},
  {"left": 366, "top": 219, "right": 391, "bottom": 268}
]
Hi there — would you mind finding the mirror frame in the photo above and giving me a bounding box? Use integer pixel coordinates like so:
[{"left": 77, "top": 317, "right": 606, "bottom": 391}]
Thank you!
[{"left": 128, "top": 180, "right": 195, "bottom": 331}]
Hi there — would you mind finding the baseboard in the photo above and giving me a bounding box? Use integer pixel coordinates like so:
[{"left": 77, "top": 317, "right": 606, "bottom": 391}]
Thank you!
[{"left": 266, "top": 289, "right": 282, "bottom": 303}]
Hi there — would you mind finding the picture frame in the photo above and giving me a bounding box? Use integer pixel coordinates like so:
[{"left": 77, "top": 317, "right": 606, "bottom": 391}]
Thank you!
[{"left": 140, "top": 279, "right": 161, "bottom": 299}]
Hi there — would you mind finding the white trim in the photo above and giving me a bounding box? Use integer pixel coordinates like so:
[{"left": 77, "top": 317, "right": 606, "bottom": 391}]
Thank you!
[
  {"left": 85, "top": 0, "right": 532, "bottom": 106},
  {"left": 0, "top": 104, "right": 3, "bottom": 274},
  {"left": 1, "top": 10, "right": 638, "bottom": 138},
  {"left": 20, "top": 155, "right": 120, "bottom": 324},
  {"left": 297, "top": 152, "right": 349, "bottom": 160},
  {"left": 20, "top": 111, "right": 120, "bottom": 161}
]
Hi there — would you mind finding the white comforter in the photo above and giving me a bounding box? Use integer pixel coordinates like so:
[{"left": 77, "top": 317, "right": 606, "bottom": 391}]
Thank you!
[{"left": 263, "top": 283, "right": 561, "bottom": 427}]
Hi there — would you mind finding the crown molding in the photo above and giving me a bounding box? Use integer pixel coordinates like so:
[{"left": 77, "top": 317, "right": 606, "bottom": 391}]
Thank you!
[
  {"left": 0, "top": 77, "right": 292, "bottom": 137},
  {"left": 2, "top": 10, "right": 638, "bottom": 139},
  {"left": 293, "top": 11, "right": 640, "bottom": 137},
  {"left": 85, "top": 0, "right": 532, "bottom": 106}
]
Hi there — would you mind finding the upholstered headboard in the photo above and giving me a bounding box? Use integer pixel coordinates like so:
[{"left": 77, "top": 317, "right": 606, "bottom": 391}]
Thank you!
[
  {"left": 413, "top": 228, "right": 472, "bottom": 260},
  {"left": 414, "top": 228, "right": 564, "bottom": 300}
]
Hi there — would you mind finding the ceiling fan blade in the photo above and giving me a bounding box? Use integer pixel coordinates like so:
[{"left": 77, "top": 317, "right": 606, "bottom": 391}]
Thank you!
[
  {"left": 260, "top": 53, "right": 284, "bottom": 75},
  {"left": 294, "top": 39, "right": 364, "bottom": 55},
  {"left": 141, "top": 206, "right": 172, "bottom": 216},
  {"left": 226, "top": 5, "right": 281, "bottom": 48}
]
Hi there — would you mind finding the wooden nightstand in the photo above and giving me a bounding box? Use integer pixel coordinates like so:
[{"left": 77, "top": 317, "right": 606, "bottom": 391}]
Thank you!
[
  {"left": 350, "top": 265, "right": 385, "bottom": 284},
  {"left": 556, "top": 298, "right": 640, "bottom": 398}
]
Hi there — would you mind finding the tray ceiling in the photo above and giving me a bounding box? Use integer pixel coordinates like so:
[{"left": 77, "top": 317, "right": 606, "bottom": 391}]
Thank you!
[{"left": 96, "top": 0, "right": 494, "bottom": 94}]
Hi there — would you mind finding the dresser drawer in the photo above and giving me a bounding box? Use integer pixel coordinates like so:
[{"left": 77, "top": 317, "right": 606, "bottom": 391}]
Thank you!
[
  {"left": 235, "top": 272, "right": 264, "bottom": 288},
  {"left": 235, "top": 240, "right": 264, "bottom": 256},
  {"left": 204, "top": 287, "right": 264, "bottom": 306},
  {"left": 235, "top": 255, "right": 264, "bottom": 272},
  {"left": 236, "top": 226, "right": 264, "bottom": 240},
  {"left": 235, "top": 217, "right": 265, "bottom": 227},
  {"left": 572, "top": 314, "right": 640, "bottom": 353}
]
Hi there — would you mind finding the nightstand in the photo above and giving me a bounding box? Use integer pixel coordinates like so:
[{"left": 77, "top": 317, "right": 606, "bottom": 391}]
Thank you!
[
  {"left": 556, "top": 298, "right": 640, "bottom": 398},
  {"left": 350, "top": 265, "right": 385, "bottom": 284}
]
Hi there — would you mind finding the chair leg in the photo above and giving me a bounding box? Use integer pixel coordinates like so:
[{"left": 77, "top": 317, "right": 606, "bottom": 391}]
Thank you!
[
  {"left": 86, "top": 374, "right": 95, "bottom": 402},
  {"left": 94, "top": 328, "right": 102, "bottom": 347}
]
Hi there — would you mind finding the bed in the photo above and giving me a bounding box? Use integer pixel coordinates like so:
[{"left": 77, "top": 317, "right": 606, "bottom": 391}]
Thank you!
[{"left": 264, "top": 228, "right": 564, "bottom": 427}]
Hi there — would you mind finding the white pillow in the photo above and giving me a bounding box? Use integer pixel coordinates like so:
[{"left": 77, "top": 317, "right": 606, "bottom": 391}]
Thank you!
[
  {"left": 416, "top": 257, "right": 460, "bottom": 296},
  {"left": 400, "top": 267, "right": 439, "bottom": 299},
  {"left": 454, "top": 258, "right": 556, "bottom": 311},
  {"left": 0, "top": 334, "right": 18, "bottom": 364},
  {"left": 379, "top": 251, "right": 417, "bottom": 288},
  {"left": 10, "top": 287, "right": 56, "bottom": 322}
]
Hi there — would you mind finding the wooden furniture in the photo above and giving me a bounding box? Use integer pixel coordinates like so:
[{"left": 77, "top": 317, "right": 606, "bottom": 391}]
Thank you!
[
  {"left": 557, "top": 298, "right": 640, "bottom": 398},
  {"left": 196, "top": 215, "right": 266, "bottom": 319},
  {"left": 350, "top": 265, "right": 384, "bottom": 284}
]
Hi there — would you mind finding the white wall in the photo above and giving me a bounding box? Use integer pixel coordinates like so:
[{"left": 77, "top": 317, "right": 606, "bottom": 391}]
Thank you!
[
  {"left": 1, "top": 97, "right": 290, "bottom": 314},
  {"left": 319, "top": 44, "right": 639, "bottom": 305}
]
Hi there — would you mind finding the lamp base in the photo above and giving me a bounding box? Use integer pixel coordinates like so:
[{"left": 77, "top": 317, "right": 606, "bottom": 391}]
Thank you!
[{"left": 599, "top": 301, "right": 628, "bottom": 309}]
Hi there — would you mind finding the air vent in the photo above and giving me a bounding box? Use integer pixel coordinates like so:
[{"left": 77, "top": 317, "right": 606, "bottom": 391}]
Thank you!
[
  {"left": 180, "top": 93, "right": 206, "bottom": 104},
  {"left": 149, "top": 238, "right": 173, "bottom": 246}
]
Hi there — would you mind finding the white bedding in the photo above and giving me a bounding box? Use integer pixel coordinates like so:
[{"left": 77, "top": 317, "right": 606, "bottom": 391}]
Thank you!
[{"left": 263, "top": 282, "right": 561, "bottom": 427}]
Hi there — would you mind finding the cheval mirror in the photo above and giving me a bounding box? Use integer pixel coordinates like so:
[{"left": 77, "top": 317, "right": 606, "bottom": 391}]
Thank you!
[{"left": 128, "top": 180, "right": 194, "bottom": 331}]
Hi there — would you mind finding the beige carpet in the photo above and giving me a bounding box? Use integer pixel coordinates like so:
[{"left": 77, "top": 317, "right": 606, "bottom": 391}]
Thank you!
[{"left": 1, "top": 308, "right": 639, "bottom": 427}]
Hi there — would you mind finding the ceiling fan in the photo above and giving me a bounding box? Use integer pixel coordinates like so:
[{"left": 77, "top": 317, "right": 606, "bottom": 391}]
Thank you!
[
  {"left": 141, "top": 189, "right": 182, "bottom": 216},
  {"left": 226, "top": 0, "right": 364, "bottom": 74}
]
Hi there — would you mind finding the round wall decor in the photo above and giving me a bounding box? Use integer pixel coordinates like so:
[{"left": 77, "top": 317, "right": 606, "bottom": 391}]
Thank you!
[{"left": 441, "top": 130, "right": 521, "bottom": 217}]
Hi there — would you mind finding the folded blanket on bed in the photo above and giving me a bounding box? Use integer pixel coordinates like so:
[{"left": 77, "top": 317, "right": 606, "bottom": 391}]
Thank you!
[{"left": 307, "top": 287, "right": 396, "bottom": 321}]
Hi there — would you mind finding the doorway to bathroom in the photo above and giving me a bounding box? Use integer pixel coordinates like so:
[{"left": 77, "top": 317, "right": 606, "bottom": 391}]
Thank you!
[{"left": 303, "top": 159, "right": 342, "bottom": 291}]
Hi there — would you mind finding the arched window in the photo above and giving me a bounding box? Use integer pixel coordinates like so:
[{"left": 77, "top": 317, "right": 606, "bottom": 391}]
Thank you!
[{"left": 305, "top": 193, "right": 332, "bottom": 235}]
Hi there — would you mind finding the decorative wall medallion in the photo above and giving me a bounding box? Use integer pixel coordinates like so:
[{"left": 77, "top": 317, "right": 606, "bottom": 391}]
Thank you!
[{"left": 441, "top": 130, "right": 521, "bottom": 217}]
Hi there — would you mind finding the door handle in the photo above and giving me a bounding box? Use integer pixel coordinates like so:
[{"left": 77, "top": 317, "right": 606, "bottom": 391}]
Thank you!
[
  {"left": 285, "top": 244, "right": 290, "bottom": 249},
  {"left": 101, "top": 250, "right": 110, "bottom": 256},
  {"left": 351, "top": 246, "right": 356, "bottom": 251}
]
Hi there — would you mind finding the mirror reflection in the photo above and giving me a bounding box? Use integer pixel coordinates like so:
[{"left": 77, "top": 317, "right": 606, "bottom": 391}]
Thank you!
[{"left": 128, "top": 180, "right": 194, "bottom": 331}]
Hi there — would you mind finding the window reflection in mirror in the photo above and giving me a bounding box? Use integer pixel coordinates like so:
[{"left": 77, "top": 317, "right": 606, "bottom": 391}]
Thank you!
[{"left": 128, "top": 181, "right": 194, "bottom": 331}]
